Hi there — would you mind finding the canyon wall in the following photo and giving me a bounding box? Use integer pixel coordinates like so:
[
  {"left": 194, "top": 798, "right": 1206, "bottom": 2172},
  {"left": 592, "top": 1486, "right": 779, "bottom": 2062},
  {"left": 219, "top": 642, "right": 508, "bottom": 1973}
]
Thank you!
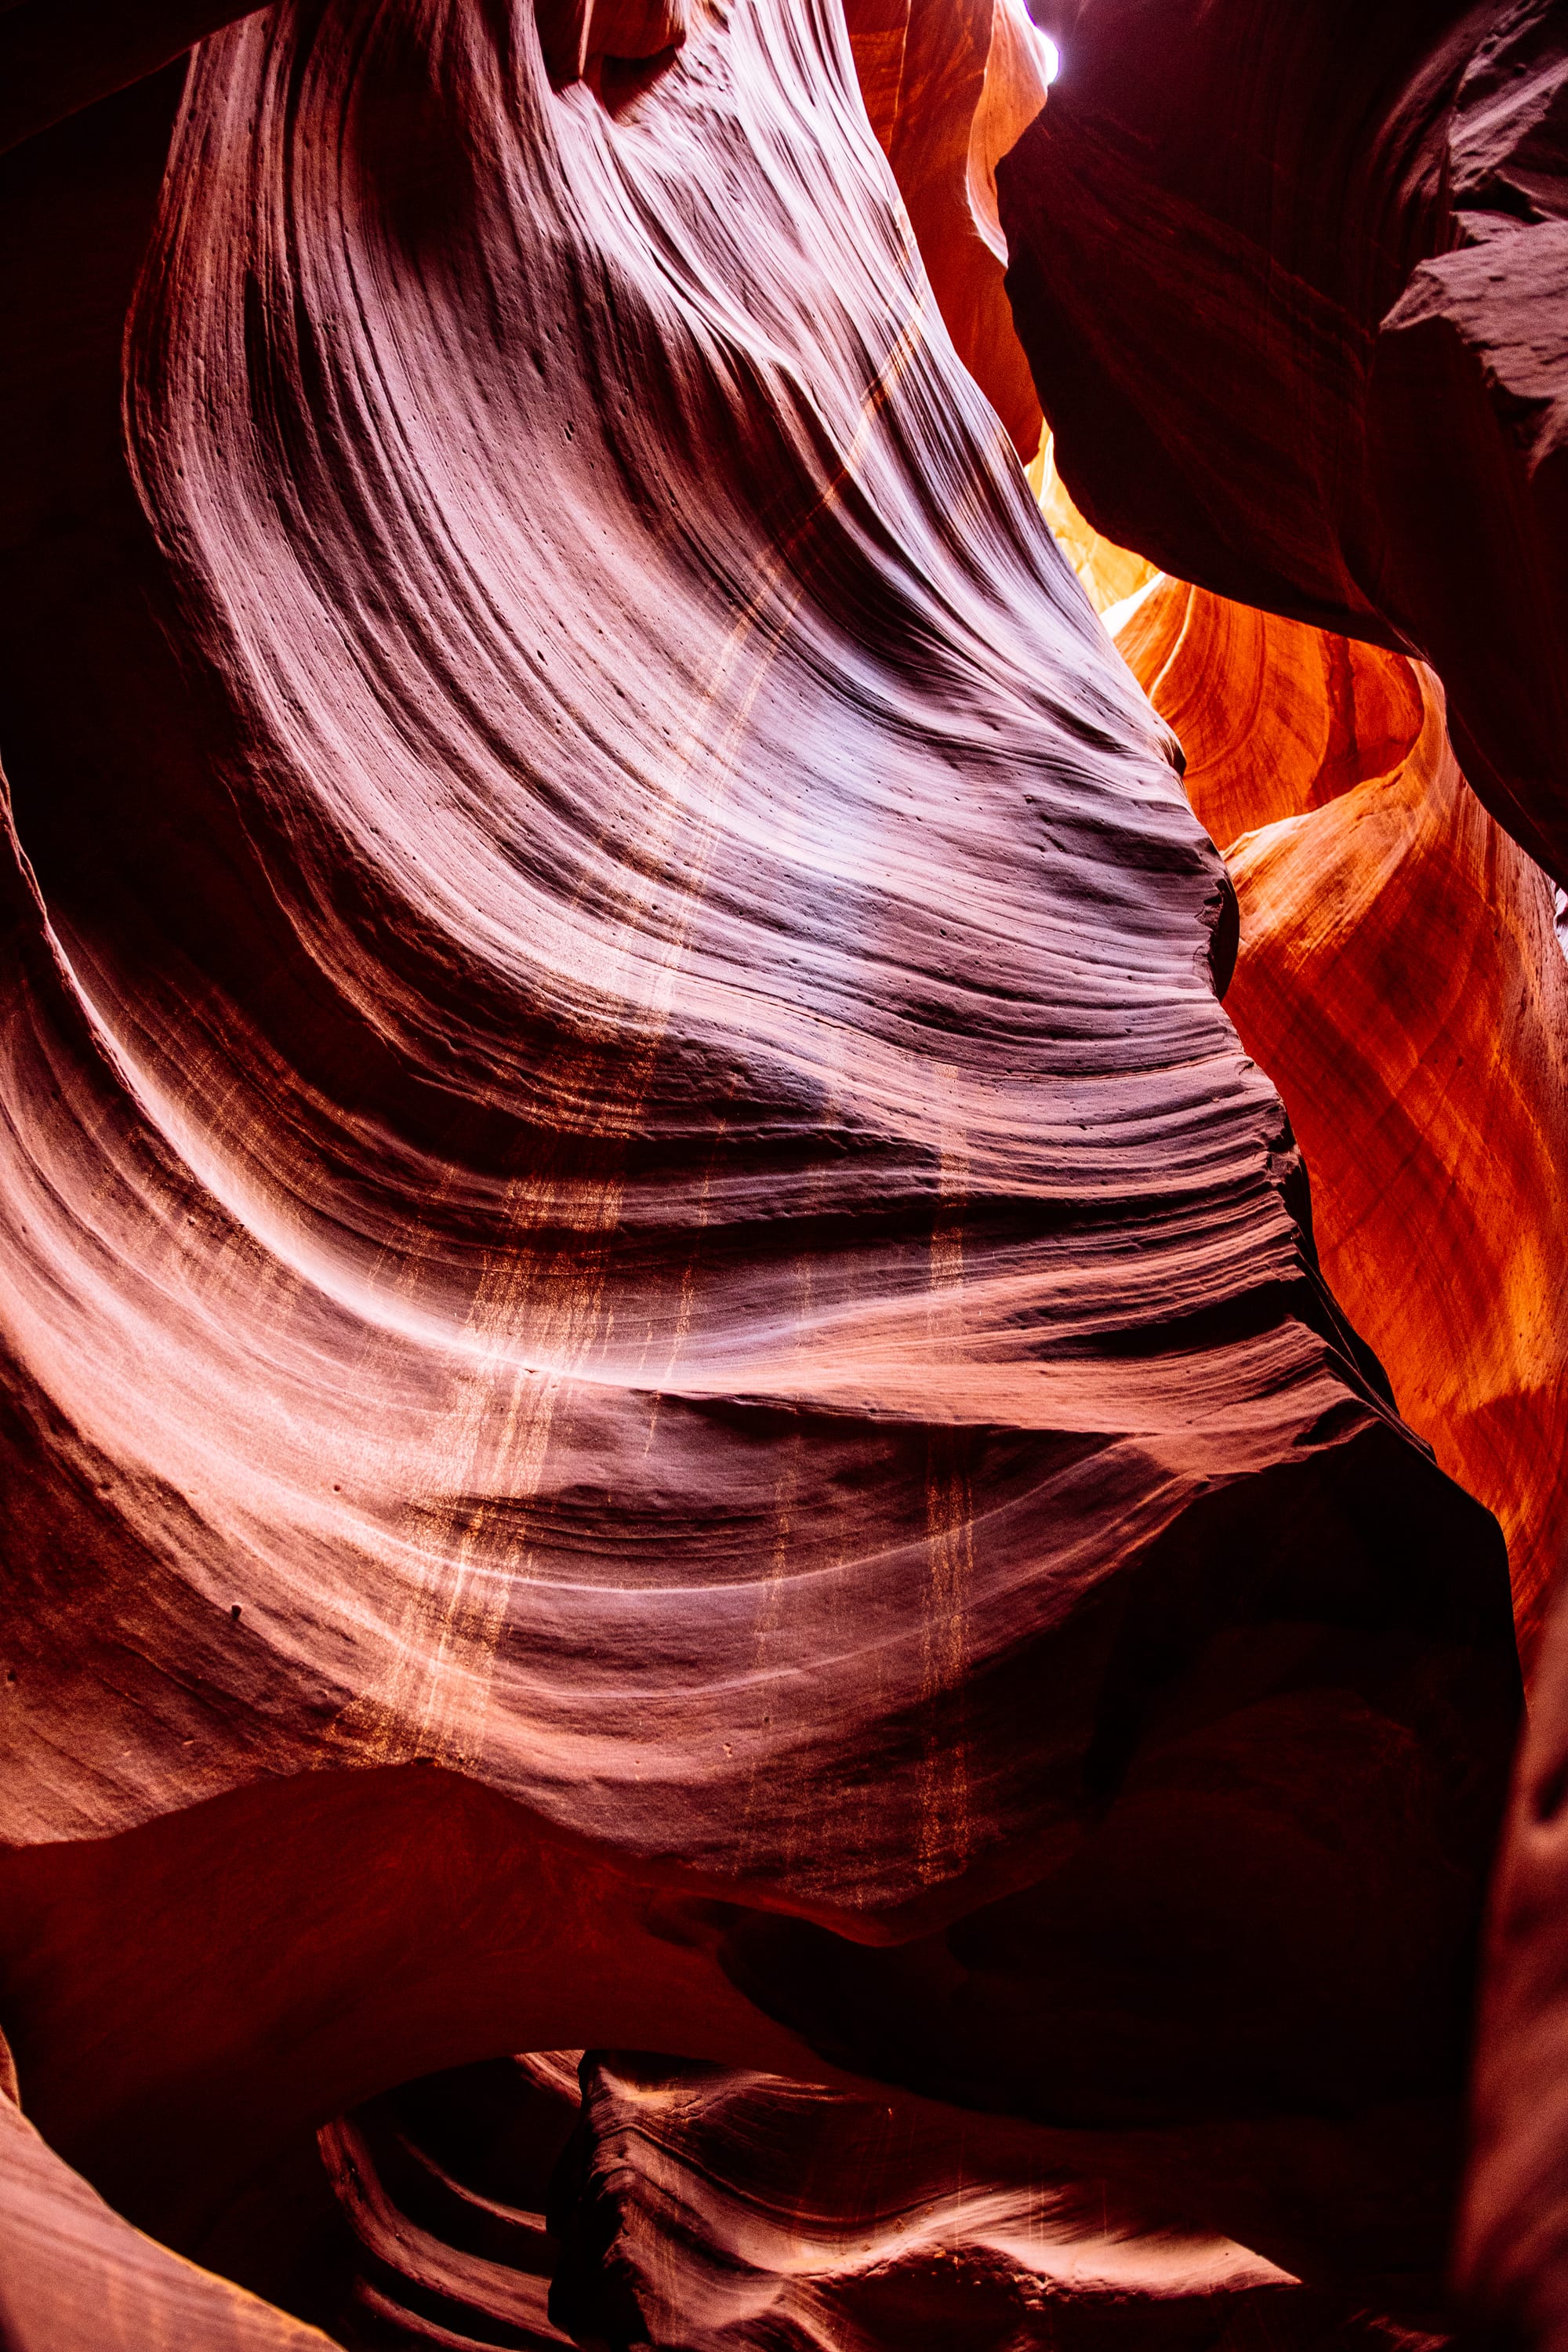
[{"left": 0, "top": 0, "right": 1559, "bottom": 2346}]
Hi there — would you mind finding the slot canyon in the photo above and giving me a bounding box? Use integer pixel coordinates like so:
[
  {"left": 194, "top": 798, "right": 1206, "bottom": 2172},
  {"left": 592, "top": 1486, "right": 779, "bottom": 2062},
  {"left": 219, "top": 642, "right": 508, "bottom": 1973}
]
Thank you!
[{"left": 0, "top": 2, "right": 1565, "bottom": 2347}]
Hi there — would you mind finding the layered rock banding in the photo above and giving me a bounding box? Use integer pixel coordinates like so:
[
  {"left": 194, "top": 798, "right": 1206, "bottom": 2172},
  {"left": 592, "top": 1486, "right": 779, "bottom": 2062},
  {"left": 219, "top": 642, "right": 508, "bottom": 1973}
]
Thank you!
[
  {"left": 997, "top": 0, "right": 1568, "bottom": 888},
  {"left": 550, "top": 2050, "right": 1502, "bottom": 2352},
  {"left": 313, "top": 2051, "right": 582, "bottom": 2347},
  {"left": 0, "top": 0, "right": 1543, "bottom": 2344}
]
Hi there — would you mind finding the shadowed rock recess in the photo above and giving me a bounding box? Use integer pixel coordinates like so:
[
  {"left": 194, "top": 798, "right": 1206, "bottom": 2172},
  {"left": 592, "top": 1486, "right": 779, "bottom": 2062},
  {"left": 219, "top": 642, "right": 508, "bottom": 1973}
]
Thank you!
[
  {"left": 0, "top": 0, "right": 1540, "bottom": 2347},
  {"left": 999, "top": 0, "right": 1568, "bottom": 890}
]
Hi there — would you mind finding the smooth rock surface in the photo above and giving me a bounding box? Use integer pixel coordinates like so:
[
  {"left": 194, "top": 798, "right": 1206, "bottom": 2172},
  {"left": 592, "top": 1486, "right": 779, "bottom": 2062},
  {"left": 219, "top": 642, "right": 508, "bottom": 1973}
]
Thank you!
[
  {"left": 1116, "top": 580, "right": 1568, "bottom": 1667},
  {"left": 845, "top": 0, "right": 1051, "bottom": 456}
]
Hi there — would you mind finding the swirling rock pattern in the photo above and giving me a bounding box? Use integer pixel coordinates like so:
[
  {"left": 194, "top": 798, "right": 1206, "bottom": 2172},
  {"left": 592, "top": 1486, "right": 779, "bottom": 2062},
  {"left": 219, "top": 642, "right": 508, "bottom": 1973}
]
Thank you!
[
  {"left": 1105, "top": 579, "right": 1568, "bottom": 2351},
  {"left": 550, "top": 2050, "right": 1493, "bottom": 2352},
  {"left": 0, "top": 0, "right": 1527, "bottom": 2341},
  {"left": 997, "top": 0, "right": 1568, "bottom": 888},
  {"left": 554, "top": 2053, "right": 1298, "bottom": 2352}
]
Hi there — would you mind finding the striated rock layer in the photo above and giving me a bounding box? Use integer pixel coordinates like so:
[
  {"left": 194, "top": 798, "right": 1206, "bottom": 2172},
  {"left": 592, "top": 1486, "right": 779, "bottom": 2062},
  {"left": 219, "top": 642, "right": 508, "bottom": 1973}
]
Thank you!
[
  {"left": 550, "top": 2051, "right": 1476, "bottom": 2352},
  {"left": 314, "top": 2051, "right": 582, "bottom": 2347},
  {"left": 997, "top": 0, "right": 1568, "bottom": 888},
  {"left": 0, "top": 0, "right": 1527, "bottom": 2341}
]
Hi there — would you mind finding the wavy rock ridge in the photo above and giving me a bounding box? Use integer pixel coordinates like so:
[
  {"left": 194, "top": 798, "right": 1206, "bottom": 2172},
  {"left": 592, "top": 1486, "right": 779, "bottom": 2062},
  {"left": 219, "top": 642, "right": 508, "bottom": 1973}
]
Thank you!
[{"left": 0, "top": 0, "right": 1537, "bottom": 2343}]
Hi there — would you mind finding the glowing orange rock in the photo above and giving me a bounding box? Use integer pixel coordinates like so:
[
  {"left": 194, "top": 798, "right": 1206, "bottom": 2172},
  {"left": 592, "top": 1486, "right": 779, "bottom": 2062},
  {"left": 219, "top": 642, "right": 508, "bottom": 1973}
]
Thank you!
[
  {"left": 1029, "top": 430, "right": 1158, "bottom": 615},
  {"left": 0, "top": 0, "right": 1534, "bottom": 2342},
  {"left": 1118, "top": 579, "right": 1568, "bottom": 1664},
  {"left": 844, "top": 0, "right": 1050, "bottom": 456}
]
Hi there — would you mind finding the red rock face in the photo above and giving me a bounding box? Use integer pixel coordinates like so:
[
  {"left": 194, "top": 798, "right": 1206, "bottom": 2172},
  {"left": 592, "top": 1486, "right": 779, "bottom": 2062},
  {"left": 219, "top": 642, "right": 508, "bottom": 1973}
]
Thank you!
[
  {"left": 0, "top": 0, "right": 1543, "bottom": 2344},
  {"left": 313, "top": 2051, "right": 582, "bottom": 2344},
  {"left": 996, "top": 0, "right": 1568, "bottom": 890},
  {"left": 990, "top": 13, "right": 1568, "bottom": 2335},
  {"left": 1461, "top": 1682, "right": 1568, "bottom": 2352}
]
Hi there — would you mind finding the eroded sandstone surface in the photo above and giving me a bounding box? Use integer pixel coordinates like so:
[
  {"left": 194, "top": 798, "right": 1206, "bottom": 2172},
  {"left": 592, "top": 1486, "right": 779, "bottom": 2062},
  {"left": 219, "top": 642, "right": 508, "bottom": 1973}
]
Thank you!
[{"left": 0, "top": 1, "right": 1559, "bottom": 2347}]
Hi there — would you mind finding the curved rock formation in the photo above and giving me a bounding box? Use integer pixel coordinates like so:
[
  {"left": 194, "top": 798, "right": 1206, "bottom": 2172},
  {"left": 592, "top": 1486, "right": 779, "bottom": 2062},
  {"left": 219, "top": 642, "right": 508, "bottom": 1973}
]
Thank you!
[
  {"left": 549, "top": 2050, "right": 1491, "bottom": 2352},
  {"left": 0, "top": 2028, "right": 335, "bottom": 2352},
  {"left": 997, "top": 0, "right": 1568, "bottom": 887},
  {"left": 1461, "top": 1634, "right": 1568, "bottom": 2352},
  {"left": 1116, "top": 588, "right": 1427, "bottom": 851},
  {"left": 553, "top": 2053, "right": 1298, "bottom": 2352},
  {"left": 314, "top": 2052, "right": 580, "bottom": 2347},
  {"left": 0, "top": 0, "right": 1530, "bottom": 2341},
  {"left": 1098, "top": 578, "right": 1568, "bottom": 2351},
  {"left": 1115, "top": 582, "right": 1568, "bottom": 1668}
]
